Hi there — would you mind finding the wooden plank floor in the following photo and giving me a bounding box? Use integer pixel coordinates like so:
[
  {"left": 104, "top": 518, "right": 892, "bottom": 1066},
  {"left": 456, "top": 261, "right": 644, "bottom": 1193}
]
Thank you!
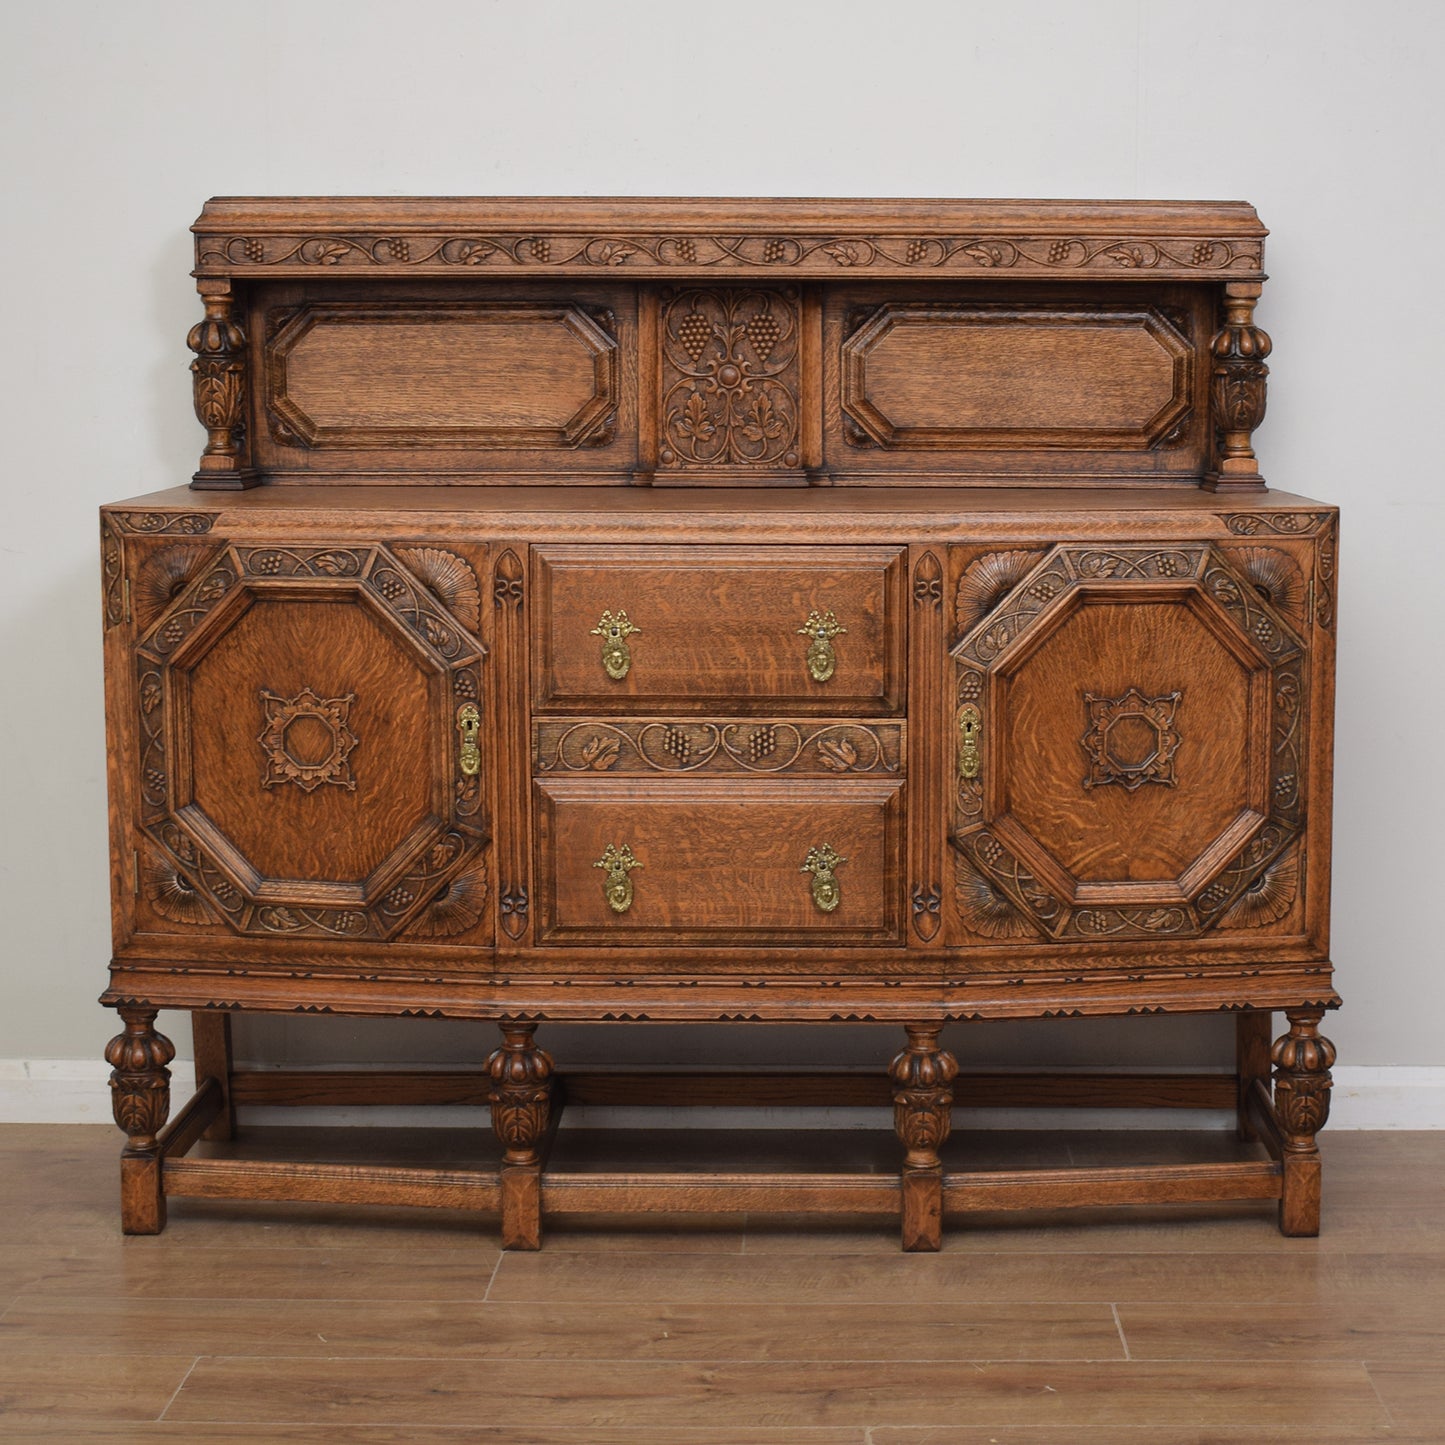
[{"left": 1, "top": 1124, "right": 1443, "bottom": 1441}]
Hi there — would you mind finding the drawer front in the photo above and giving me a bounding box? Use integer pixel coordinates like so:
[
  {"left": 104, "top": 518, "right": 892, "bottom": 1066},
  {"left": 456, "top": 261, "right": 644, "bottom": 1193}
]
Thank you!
[
  {"left": 535, "top": 777, "right": 904, "bottom": 944},
  {"left": 532, "top": 546, "right": 906, "bottom": 712}
]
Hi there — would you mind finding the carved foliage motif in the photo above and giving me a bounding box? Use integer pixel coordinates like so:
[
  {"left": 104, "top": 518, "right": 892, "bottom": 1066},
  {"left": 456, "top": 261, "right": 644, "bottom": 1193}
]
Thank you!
[
  {"left": 257, "top": 688, "right": 359, "bottom": 792},
  {"left": 1272, "top": 1009, "right": 1336, "bottom": 1148},
  {"left": 1315, "top": 518, "right": 1338, "bottom": 631},
  {"left": 660, "top": 289, "right": 800, "bottom": 468},
  {"left": 950, "top": 542, "right": 1308, "bottom": 943},
  {"left": 486, "top": 1024, "right": 554, "bottom": 1165},
  {"left": 188, "top": 290, "right": 248, "bottom": 473},
  {"left": 202, "top": 232, "right": 1263, "bottom": 276},
  {"left": 499, "top": 886, "right": 530, "bottom": 940},
  {"left": 133, "top": 542, "right": 488, "bottom": 941},
  {"left": 1224, "top": 512, "right": 1332, "bottom": 537},
  {"left": 1211, "top": 290, "right": 1271, "bottom": 476},
  {"left": 101, "top": 520, "right": 125, "bottom": 629},
  {"left": 535, "top": 720, "right": 902, "bottom": 776},
  {"left": 105, "top": 1008, "right": 176, "bottom": 1147},
  {"left": 888, "top": 1026, "right": 959, "bottom": 1169},
  {"left": 110, "top": 512, "right": 216, "bottom": 535}
]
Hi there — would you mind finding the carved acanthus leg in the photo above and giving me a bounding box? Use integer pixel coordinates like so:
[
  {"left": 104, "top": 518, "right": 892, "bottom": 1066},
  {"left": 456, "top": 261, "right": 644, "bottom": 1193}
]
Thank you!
[
  {"left": 889, "top": 1023, "right": 959, "bottom": 1252},
  {"left": 486, "top": 1022, "right": 555, "bottom": 1250},
  {"left": 1271, "top": 1007, "right": 1336, "bottom": 1236},
  {"left": 1205, "top": 279, "right": 1271, "bottom": 491},
  {"left": 187, "top": 280, "right": 257, "bottom": 490},
  {"left": 104, "top": 1006, "right": 176, "bottom": 1234},
  {"left": 1236, "top": 1010, "right": 1272, "bottom": 1143}
]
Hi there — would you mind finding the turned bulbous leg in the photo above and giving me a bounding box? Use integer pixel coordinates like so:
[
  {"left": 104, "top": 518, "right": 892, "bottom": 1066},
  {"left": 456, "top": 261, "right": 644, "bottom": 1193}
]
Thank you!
[
  {"left": 486, "top": 1022, "right": 555, "bottom": 1248},
  {"left": 104, "top": 1006, "right": 176, "bottom": 1234},
  {"left": 1272, "top": 1007, "right": 1336, "bottom": 1236},
  {"left": 889, "top": 1023, "right": 959, "bottom": 1252}
]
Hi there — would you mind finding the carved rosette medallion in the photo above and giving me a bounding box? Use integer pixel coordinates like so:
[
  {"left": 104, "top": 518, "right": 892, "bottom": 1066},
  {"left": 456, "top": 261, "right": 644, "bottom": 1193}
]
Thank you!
[
  {"left": 486, "top": 1024, "right": 555, "bottom": 1165},
  {"left": 659, "top": 288, "right": 801, "bottom": 469},
  {"left": 257, "top": 688, "right": 359, "bottom": 792},
  {"left": 132, "top": 542, "right": 489, "bottom": 941},
  {"left": 1081, "top": 688, "right": 1182, "bottom": 791},
  {"left": 949, "top": 542, "right": 1307, "bottom": 942}
]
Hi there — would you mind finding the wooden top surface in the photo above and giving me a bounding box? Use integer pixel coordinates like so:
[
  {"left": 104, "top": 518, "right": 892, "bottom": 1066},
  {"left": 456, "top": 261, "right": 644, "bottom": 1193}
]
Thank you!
[
  {"left": 192, "top": 196, "right": 1266, "bottom": 280},
  {"left": 103, "top": 485, "right": 1331, "bottom": 543}
]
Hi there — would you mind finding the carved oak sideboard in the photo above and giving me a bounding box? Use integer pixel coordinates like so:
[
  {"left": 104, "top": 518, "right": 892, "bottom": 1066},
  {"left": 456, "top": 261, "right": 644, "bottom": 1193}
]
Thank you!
[{"left": 100, "top": 198, "right": 1339, "bottom": 1250}]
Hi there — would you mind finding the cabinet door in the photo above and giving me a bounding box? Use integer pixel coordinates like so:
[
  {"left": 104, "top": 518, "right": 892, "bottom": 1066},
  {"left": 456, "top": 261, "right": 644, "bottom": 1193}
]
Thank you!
[
  {"left": 949, "top": 541, "right": 1307, "bottom": 947},
  {"left": 131, "top": 541, "right": 490, "bottom": 945}
]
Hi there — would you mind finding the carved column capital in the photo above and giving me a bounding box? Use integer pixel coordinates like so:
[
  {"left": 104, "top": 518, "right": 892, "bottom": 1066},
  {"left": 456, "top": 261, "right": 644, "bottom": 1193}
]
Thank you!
[
  {"left": 888, "top": 1024, "right": 959, "bottom": 1170},
  {"left": 104, "top": 1006, "right": 176, "bottom": 1151},
  {"left": 1271, "top": 1007, "right": 1336, "bottom": 1152},
  {"left": 1208, "top": 280, "right": 1272, "bottom": 489},
  {"left": 486, "top": 1023, "right": 555, "bottom": 1166}
]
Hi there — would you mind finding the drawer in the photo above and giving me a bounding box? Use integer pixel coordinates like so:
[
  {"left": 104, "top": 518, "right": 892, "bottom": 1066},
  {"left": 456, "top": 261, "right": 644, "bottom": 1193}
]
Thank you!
[
  {"left": 532, "top": 545, "right": 906, "bottom": 713},
  {"left": 534, "top": 776, "right": 904, "bottom": 944}
]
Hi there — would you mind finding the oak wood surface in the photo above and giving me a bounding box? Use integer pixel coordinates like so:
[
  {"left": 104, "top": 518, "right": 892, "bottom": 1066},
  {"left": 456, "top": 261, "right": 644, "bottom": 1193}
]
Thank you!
[{"left": 4, "top": 1128, "right": 1441, "bottom": 1438}]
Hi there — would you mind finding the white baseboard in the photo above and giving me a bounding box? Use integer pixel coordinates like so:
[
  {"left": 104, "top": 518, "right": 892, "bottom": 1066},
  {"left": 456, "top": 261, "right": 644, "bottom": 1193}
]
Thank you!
[{"left": 4, "top": 1060, "right": 1444, "bottom": 1129}]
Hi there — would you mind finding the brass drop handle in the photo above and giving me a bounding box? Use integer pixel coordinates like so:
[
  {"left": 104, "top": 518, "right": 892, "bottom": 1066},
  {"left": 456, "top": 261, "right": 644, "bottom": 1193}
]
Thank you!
[
  {"left": 801, "top": 844, "right": 846, "bottom": 914},
  {"left": 798, "top": 609, "right": 846, "bottom": 683},
  {"left": 958, "top": 704, "right": 981, "bottom": 780},
  {"left": 594, "top": 843, "right": 642, "bottom": 914},
  {"left": 456, "top": 703, "right": 481, "bottom": 777},
  {"left": 591, "top": 610, "right": 640, "bottom": 681}
]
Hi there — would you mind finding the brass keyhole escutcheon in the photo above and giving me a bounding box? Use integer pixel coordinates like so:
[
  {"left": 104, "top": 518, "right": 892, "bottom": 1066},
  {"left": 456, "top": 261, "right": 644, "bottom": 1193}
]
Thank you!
[
  {"left": 594, "top": 842, "right": 642, "bottom": 914},
  {"left": 958, "top": 704, "right": 981, "bottom": 780},
  {"left": 801, "top": 843, "right": 847, "bottom": 914},
  {"left": 797, "top": 609, "right": 846, "bottom": 684},
  {"left": 591, "top": 610, "right": 640, "bottom": 681},
  {"left": 456, "top": 703, "right": 481, "bottom": 778}
]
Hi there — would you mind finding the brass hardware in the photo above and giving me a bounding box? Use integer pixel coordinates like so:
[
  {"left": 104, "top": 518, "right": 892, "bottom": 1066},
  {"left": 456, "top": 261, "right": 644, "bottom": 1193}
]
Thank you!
[
  {"left": 801, "top": 843, "right": 847, "bottom": 913},
  {"left": 591, "top": 610, "right": 640, "bottom": 680},
  {"left": 798, "top": 609, "right": 846, "bottom": 683},
  {"left": 456, "top": 702, "right": 481, "bottom": 777},
  {"left": 958, "top": 704, "right": 981, "bottom": 780},
  {"left": 594, "top": 842, "right": 642, "bottom": 914}
]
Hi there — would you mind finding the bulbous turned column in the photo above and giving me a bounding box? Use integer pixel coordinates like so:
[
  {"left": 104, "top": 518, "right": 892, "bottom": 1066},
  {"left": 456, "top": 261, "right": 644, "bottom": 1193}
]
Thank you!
[
  {"left": 485, "top": 1022, "right": 555, "bottom": 1249},
  {"left": 1206, "top": 280, "right": 1272, "bottom": 490},
  {"left": 1271, "top": 1006, "right": 1337, "bottom": 1236},
  {"left": 187, "top": 280, "right": 257, "bottom": 489},
  {"left": 889, "top": 1023, "right": 959, "bottom": 1251},
  {"left": 104, "top": 1006, "right": 176, "bottom": 1234}
]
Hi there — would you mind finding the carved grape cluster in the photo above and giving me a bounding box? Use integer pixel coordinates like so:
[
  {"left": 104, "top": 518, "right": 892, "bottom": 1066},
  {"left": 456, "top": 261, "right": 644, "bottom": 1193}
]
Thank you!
[
  {"left": 745, "top": 311, "right": 781, "bottom": 361},
  {"left": 384, "top": 239, "right": 410, "bottom": 261},
  {"left": 762, "top": 238, "right": 787, "bottom": 263},
  {"left": 242, "top": 238, "right": 264, "bottom": 262},
  {"left": 748, "top": 724, "right": 777, "bottom": 761},
  {"left": 677, "top": 311, "right": 713, "bottom": 362},
  {"left": 529, "top": 238, "right": 551, "bottom": 261},
  {"left": 674, "top": 238, "right": 698, "bottom": 262},
  {"left": 1047, "top": 240, "right": 1073, "bottom": 263},
  {"left": 905, "top": 239, "right": 928, "bottom": 263},
  {"left": 1191, "top": 242, "right": 1215, "bottom": 265},
  {"left": 661, "top": 725, "right": 692, "bottom": 764}
]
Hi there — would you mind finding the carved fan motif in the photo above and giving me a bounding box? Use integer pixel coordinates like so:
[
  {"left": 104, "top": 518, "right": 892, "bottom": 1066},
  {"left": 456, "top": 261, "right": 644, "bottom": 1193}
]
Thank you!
[
  {"left": 954, "top": 855, "right": 1036, "bottom": 938},
  {"left": 133, "top": 545, "right": 213, "bottom": 630},
  {"left": 955, "top": 551, "right": 1045, "bottom": 635},
  {"left": 1220, "top": 848, "right": 1299, "bottom": 929},
  {"left": 142, "top": 851, "right": 215, "bottom": 926},
  {"left": 394, "top": 547, "right": 482, "bottom": 633},
  {"left": 406, "top": 862, "right": 489, "bottom": 938},
  {"left": 1234, "top": 547, "right": 1306, "bottom": 625}
]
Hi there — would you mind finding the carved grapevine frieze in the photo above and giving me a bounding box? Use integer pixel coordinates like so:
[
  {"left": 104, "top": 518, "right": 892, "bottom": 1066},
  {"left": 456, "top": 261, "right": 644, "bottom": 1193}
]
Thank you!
[
  {"left": 1223, "top": 512, "right": 1331, "bottom": 537},
  {"left": 110, "top": 512, "right": 216, "bottom": 535},
  {"left": 534, "top": 720, "right": 902, "bottom": 776},
  {"left": 1315, "top": 518, "right": 1338, "bottom": 631},
  {"left": 202, "top": 232, "right": 1263, "bottom": 276},
  {"left": 101, "top": 520, "right": 125, "bottom": 628},
  {"left": 660, "top": 289, "right": 801, "bottom": 468}
]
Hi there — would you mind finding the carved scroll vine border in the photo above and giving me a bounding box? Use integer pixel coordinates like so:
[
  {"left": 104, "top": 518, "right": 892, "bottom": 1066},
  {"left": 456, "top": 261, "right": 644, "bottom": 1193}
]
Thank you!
[
  {"left": 949, "top": 542, "right": 1307, "bottom": 941},
  {"left": 535, "top": 720, "right": 902, "bottom": 776},
  {"left": 133, "top": 543, "right": 488, "bottom": 939},
  {"left": 201, "top": 233, "right": 1263, "bottom": 274}
]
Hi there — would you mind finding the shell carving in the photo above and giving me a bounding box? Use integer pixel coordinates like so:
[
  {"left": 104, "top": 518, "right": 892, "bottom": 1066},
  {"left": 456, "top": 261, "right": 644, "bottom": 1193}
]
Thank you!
[
  {"left": 143, "top": 852, "right": 215, "bottom": 926},
  {"left": 133, "top": 545, "right": 212, "bottom": 629},
  {"left": 955, "top": 550, "right": 1044, "bottom": 635},
  {"left": 395, "top": 547, "right": 482, "bottom": 633},
  {"left": 954, "top": 855, "right": 1035, "bottom": 938}
]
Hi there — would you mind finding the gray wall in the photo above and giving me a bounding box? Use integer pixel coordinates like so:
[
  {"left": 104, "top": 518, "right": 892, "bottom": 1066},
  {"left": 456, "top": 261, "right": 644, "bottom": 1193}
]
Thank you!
[{"left": 2, "top": 0, "right": 1440, "bottom": 1076}]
